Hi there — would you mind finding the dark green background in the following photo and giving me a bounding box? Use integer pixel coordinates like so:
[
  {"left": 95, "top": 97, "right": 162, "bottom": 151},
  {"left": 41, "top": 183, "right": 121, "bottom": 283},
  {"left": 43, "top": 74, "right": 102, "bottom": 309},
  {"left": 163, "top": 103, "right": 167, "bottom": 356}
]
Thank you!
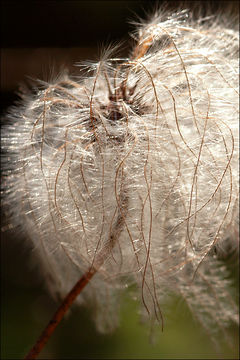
[{"left": 1, "top": 1, "right": 239, "bottom": 359}]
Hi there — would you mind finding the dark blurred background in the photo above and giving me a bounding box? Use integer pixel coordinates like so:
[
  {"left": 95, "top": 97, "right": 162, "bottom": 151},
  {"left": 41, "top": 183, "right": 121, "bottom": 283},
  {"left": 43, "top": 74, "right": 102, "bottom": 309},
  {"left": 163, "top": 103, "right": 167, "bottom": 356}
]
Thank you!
[
  {"left": 1, "top": 0, "right": 238, "bottom": 113},
  {"left": 1, "top": 1, "right": 239, "bottom": 359}
]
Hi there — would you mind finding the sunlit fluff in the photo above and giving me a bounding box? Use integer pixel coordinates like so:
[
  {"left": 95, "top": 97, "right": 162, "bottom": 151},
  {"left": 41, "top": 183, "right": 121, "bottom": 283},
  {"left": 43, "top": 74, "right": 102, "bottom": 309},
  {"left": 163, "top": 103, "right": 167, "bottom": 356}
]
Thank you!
[{"left": 2, "top": 9, "right": 239, "bottom": 341}]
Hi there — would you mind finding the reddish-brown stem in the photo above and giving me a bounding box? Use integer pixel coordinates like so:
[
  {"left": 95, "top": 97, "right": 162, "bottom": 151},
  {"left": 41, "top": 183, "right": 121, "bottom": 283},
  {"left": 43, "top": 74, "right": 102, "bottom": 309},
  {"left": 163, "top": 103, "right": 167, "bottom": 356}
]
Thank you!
[{"left": 24, "top": 267, "right": 97, "bottom": 360}]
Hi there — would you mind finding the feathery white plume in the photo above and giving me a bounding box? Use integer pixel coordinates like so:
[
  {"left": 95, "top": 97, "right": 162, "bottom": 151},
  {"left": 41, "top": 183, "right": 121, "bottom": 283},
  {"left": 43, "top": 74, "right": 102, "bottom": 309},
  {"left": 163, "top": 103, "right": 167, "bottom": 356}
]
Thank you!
[{"left": 2, "top": 8, "right": 239, "bottom": 342}]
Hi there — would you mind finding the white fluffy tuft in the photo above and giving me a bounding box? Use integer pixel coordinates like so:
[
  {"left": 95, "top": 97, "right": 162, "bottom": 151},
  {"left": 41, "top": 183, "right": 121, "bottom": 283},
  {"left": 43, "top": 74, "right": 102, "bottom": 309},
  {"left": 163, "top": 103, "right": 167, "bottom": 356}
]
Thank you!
[{"left": 2, "top": 9, "right": 239, "bottom": 340}]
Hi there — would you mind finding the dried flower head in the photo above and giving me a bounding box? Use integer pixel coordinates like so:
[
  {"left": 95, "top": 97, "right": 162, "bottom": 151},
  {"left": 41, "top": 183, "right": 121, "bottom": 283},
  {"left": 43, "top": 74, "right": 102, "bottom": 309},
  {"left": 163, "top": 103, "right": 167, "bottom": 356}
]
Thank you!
[{"left": 2, "top": 7, "right": 239, "bottom": 346}]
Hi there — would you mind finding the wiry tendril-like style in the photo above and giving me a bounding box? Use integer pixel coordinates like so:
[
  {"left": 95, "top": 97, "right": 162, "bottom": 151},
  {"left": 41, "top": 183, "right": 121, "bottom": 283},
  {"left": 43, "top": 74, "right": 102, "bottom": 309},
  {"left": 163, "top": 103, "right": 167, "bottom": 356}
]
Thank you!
[{"left": 2, "top": 8, "right": 239, "bottom": 346}]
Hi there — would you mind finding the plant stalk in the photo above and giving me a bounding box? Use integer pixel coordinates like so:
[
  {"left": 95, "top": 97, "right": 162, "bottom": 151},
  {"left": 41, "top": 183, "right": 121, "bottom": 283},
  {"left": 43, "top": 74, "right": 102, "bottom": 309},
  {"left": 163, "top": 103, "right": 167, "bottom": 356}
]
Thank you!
[{"left": 24, "top": 267, "right": 96, "bottom": 359}]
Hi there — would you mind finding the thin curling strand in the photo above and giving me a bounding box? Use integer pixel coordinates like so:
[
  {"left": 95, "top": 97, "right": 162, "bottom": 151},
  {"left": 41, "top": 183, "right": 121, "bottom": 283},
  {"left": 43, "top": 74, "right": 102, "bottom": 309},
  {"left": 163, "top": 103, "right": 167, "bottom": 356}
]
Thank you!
[{"left": 2, "top": 8, "right": 239, "bottom": 345}]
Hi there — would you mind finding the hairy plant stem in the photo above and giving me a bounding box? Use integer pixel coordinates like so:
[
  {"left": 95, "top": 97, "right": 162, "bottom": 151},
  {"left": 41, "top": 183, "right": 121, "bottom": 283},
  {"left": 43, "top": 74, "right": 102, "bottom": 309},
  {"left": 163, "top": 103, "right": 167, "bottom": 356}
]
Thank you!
[{"left": 24, "top": 267, "right": 97, "bottom": 359}]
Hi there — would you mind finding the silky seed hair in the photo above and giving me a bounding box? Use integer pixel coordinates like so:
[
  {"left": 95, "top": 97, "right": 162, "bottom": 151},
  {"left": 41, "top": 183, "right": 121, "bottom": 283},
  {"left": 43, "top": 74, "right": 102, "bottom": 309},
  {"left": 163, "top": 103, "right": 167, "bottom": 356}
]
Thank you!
[{"left": 1, "top": 7, "right": 239, "bottom": 342}]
